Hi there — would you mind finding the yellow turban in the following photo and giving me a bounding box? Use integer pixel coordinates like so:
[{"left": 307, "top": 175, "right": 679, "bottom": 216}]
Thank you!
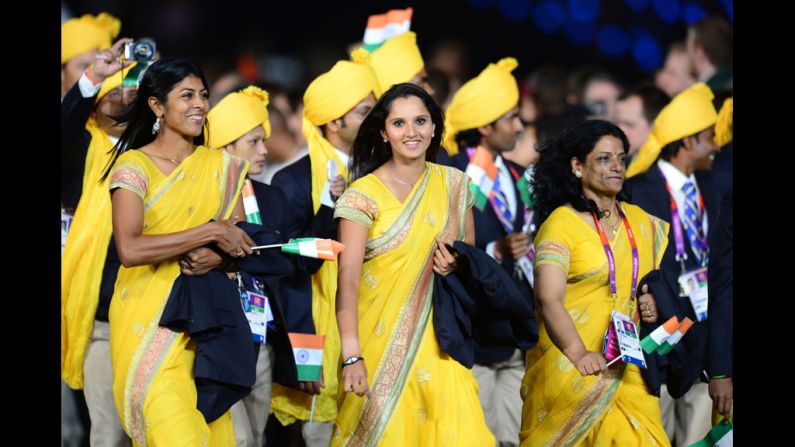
[
  {"left": 369, "top": 31, "right": 424, "bottom": 98},
  {"left": 626, "top": 83, "right": 718, "bottom": 178},
  {"left": 303, "top": 56, "right": 378, "bottom": 214},
  {"left": 96, "top": 62, "right": 137, "bottom": 101},
  {"left": 208, "top": 86, "right": 271, "bottom": 149},
  {"left": 443, "top": 57, "right": 520, "bottom": 156},
  {"left": 62, "top": 13, "right": 120, "bottom": 64},
  {"left": 715, "top": 97, "right": 733, "bottom": 148}
]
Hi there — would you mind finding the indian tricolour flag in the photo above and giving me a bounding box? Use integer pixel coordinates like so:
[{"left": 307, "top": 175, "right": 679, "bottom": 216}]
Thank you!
[
  {"left": 465, "top": 146, "right": 498, "bottom": 211},
  {"left": 362, "top": 8, "right": 413, "bottom": 52},
  {"left": 242, "top": 180, "right": 262, "bottom": 224},
  {"left": 288, "top": 333, "right": 325, "bottom": 381},
  {"left": 281, "top": 238, "right": 345, "bottom": 261},
  {"left": 689, "top": 419, "right": 732, "bottom": 447},
  {"left": 640, "top": 316, "right": 680, "bottom": 354},
  {"left": 656, "top": 318, "right": 694, "bottom": 355}
]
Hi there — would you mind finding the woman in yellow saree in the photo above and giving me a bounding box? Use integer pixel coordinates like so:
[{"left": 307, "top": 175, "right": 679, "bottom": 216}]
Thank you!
[
  {"left": 332, "top": 83, "right": 494, "bottom": 446},
  {"left": 519, "top": 120, "right": 671, "bottom": 446},
  {"left": 104, "top": 58, "right": 255, "bottom": 446}
]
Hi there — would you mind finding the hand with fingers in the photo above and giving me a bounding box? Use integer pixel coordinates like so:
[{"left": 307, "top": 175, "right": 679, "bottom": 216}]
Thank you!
[
  {"left": 497, "top": 232, "right": 531, "bottom": 260},
  {"left": 298, "top": 367, "right": 326, "bottom": 395},
  {"left": 212, "top": 217, "right": 255, "bottom": 258},
  {"left": 329, "top": 175, "right": 347, "bottom": 202},
  {"left": 709, "top": 377, "right": 733, "bottom": 418},
  {"left": 179, "top": 247, "right": 223, "bottom": 276},
  {"left": 341, "top": 359, "right": 369, "bottom": 397},
  {"left": 89, "top": 37, "right": 135, "bottom": 83},
  {"left": 637, "top": 284, "right": 659, "bottom": 323},
  {"left": 432, "top": 239, "right": 459, "bottom": 276},
  {"left": 569, "top": 350, "right": 608, "bottom": 376}
]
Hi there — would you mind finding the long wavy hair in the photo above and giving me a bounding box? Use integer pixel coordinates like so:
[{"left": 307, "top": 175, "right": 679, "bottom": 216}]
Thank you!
[
  {"left": 101, "top": 57, "right": 210, "bottom": 182},
  {"left": 532, "top": 119, "right": 631, "bottom": 224},
  {"left": 349, "top": 83, "right": 444, "bottom": 182}
]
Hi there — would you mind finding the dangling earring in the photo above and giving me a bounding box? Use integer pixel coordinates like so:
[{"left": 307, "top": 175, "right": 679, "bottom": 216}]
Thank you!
[
  {"left": 574, "top": 170, "right": 582, "bottom": 178},
  {"left": 152, "top": 117, "right": 161, "bottom": 135}
]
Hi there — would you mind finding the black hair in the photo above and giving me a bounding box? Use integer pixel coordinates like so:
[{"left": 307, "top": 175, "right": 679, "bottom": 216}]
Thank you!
[
  {"left": 618, "top": 83, "right": 671, "bottom": 124},
  {"left": 349, "top": 83, "right": 444, "bottom": 182},
  {"left": 532, "top": 119, "right": 631, "bottom": 224},
  {"left": 101, "top": 57, "right": 210, "bottom": 182}
]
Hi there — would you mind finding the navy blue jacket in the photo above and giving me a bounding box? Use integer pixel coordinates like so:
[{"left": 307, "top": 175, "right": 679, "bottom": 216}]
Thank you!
[
  {"left": 433, "top": 241, "right": 538, "bottom": 368},
  {"left": 444, "top": 151, "right": 534, "bottom": 365},
  {"left": 706, "top": 191, "right": 732, "bottom": 378},
  {"left": 271, "top": 155, "right": 338, "bottom": 335},
  {"left": 62, "top": 81, "right": 121, "bottom": 323},
  {"left": 626, "top": 164, "right": 721, "bottom": 395}
]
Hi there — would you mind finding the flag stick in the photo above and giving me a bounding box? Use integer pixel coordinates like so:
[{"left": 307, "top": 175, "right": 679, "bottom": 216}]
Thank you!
[
  {"left": 309, "top": 395, "right": 317, "bottom": 424},
  {"left": 250, "top": 243, "right": 283, "bottom": 250},
  {"left": 606, "top": 356, "right": 623, "bottom": 367}
]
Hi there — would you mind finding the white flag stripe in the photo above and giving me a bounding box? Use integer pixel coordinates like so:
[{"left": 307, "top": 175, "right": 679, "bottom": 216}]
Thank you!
[
  {"left": 649, "top": 325, "right": 674, "bottom": 345},
  {"left": 243, "top": 195, "right": 259, "bottom": 213},
  {"left": 298, "top": 241, "right": 318, "bottom": 258},
  {"left": 292, "top": 348, "right": 324, "bottom": 366}
]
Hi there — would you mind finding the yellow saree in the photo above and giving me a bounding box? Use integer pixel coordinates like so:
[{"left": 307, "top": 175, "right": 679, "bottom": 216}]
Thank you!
[
  {"left": 331, "top": 163, "right": 494, "bottom": 447},
  {"left": 519, "top": 203, "right": 670, "bottom": 446},
  {"left": 108, "top": 146, "right": 247, "bottom": 447},
  {"left": 62, "top": 118, "right": 115, "bottom": 389}
]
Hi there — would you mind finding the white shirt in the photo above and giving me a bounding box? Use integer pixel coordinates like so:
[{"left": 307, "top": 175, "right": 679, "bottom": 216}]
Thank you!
[
  {"left": 334, "top": 148, "right": 350, "bottom": 170},
  {"left": 253, "top": 146, "right": 308, "bottom": 185},
  {"left": 656, "top": 159, "right": 708, "bottom": 236},
  {"left": 485, "top": 155, "right": 519, "bottom": 260},
  {"left": 319, "top": 147, "right": 352, "bottom": 208}
]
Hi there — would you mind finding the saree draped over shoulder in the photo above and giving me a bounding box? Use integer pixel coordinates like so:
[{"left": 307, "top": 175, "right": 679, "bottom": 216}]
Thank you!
[
  {"left": 108, "top": 146, "right": 247, "bottom": 447},
  {"left": 519, "top": 204, "right": 670, "bottom": 447},
  {"left": 331, "top": 163, "right": 494, "bottom": 447}
]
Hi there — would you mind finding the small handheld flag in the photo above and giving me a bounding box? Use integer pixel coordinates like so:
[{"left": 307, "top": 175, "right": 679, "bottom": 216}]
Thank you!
[
  {"left": 242, "top": 180, "right": 262, "bottom": 224},
  {"left": 362, "top": 8, "right": 413, "bottom": 51},
  {"left": 640, "top": 316, "right": 681, "bottom": 354},
  {"left": 288, "top": 333, "right": 325, "bottom": 382},
  {"left": 657, "top": 318, "right": 694, "bottom": 355},
  {"left": 465, "top": 147, "right": 499, "bottom": 211}
]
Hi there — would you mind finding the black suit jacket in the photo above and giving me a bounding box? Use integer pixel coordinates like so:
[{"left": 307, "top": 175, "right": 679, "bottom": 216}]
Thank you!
[
  {"left": 445, "top": 151, "right": 534, "bottom": 365},
  {"left": 61, "top": 81, "right": 121, "bottom": 322},
  {"left": 706, "top": 191, "right": 732, "bottom": 378},
  {"left": 270, "top": 155, "right": 337, "bottom": 335},
  {"left": 626, "top": 164, "right": 721, "bottom": 396}
]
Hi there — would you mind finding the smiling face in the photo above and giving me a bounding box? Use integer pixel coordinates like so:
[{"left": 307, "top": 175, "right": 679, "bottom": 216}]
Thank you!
[
  {"left": 150, "top": 74, "right": 209, "bottom": 138},
  {"left": 380, "top": 95, "right": 436, "bottom": 161},
  {"left": 572, "top": 134, "right": 627, "bottom": 197}
]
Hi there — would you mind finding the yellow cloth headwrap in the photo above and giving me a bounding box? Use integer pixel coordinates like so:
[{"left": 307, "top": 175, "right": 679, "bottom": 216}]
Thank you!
[
  {"left": 208, "top": 86, "right": 271, "bottom": 149},
  {"left": 369, "top": 31, "right": 424, "bottom": 98},
  {"left": 443, "top": 57, "right": 520, "bottom": 156},
  {"left": 62, "top": 13, "right": 120, "bottom": 64},
  {"left": 626, "top": 83, "right": 718, "bottom": 178},
  {"left": 96, "top": 62, "right": 137, "bottom": 101},
  {"left": 715, "top": 97, "right": 733, "bottom": 148},
  {"left": 303, "top": 58, "right": 378, "bottom": 214}
]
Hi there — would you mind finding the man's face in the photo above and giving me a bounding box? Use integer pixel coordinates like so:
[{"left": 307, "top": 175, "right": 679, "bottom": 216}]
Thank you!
[
  {"left": 584, "top": 80, "right": 620, "bottom": 122},
  {"left": 482, "top": 106, "right": 523, "bottom": 154},
  {"left": 690, "top": 126, "right": 718, "bottom": 171},
  {"left": 615, "top": 95, "right": 652, "bottom": 156},
  {"left": 656, "top": 49, "right": 696, "bottom": 96},
  {"left": 335, "top": 94, "right": 376, "bottom": 147},
  {"left": 409, "top": 67, "right": 435, "bottom": 97}
]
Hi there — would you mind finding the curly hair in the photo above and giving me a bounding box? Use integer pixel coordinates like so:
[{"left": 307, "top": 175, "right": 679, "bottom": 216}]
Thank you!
[{"left": 532, "top": 119, "right": 630, "bottom": 224}]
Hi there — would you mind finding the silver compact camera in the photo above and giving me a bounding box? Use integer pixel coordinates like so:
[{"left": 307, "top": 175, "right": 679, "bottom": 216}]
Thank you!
[{"left": 123, "top": 39, "right": 157, "bottom": 62}]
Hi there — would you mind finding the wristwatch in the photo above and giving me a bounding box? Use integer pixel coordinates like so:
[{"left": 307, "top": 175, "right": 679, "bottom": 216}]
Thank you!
[{"left": 342, "top": 356, "right": 364, "bottom": 367}]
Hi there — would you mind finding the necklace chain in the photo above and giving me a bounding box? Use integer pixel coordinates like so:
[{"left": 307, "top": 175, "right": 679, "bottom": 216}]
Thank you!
[{"left": 390, "top": 163, "right": 419, "bottom": 186}]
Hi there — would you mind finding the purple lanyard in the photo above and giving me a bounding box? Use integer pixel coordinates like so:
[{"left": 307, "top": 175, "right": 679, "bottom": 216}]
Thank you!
[{"left": 592, "top": 203, "right": 640, "bottom": 302}]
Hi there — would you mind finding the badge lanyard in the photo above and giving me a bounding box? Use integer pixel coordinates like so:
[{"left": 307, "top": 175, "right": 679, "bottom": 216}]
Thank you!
[{"left": 592, "top": 203, "right": 640, "bottom": 315}]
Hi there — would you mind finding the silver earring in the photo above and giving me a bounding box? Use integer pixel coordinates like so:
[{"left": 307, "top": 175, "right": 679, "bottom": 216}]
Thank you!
[
  {"left": 151, "top": 117, "right": 161, "bottom": 135},
  {"left": 383, "top": 138, "right": 388, "bottom": 143},
  {"left": 432, "top": 132, "right": 435, "bottom": 137},
  {"left": 574, "top": 171, "right": 582, "bottom": 178}
]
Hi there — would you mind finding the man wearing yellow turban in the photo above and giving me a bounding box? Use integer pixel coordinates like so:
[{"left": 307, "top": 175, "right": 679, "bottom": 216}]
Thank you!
[
  {"left": 61, "top": 12, "right": 121, "bottom": 99},
  {"left": 443, "top": 57, "right": 537, "bottom": 447},
  {"left": 368, "top": 31, "right": 434, "bottom": 98},
  {"left": 208, "top": 85, "right": 302, "bottom": 447},
  {"left": 625, "top": 82, "right": 720, "bottom": 446},
  {"left": 269, "top": 57, "right": 378, "bottom": 446},
  {"left": 62, "top": 37, "right": 136, "bottom": 447}
]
